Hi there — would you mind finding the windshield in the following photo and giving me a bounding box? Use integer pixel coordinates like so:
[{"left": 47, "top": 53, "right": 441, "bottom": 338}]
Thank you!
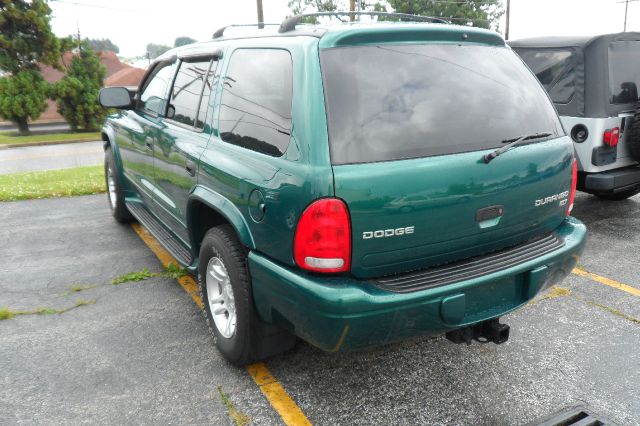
[
  {"left": 321, "top": 44, "right": 563, "bottom": 165},
  {"left": 609, "top": 41, "right": 640, "bottom": 105}
]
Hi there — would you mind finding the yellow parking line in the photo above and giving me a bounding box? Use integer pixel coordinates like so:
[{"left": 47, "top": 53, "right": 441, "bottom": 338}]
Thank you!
[
  {"left": 247, "top": 363, "right": 312, "bottom": 426},
  {"left": 572, "top": 267, "right": 640, "bottom": 297},
  {"left": 130, "top": 223, "right": 311, "bottom": 426}
]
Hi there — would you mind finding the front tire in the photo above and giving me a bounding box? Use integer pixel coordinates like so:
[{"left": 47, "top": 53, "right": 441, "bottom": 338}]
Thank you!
[
  {"left": 104, "top": 146, "right": 132, "bottom": 223},
  {"left": 198, "top": 225, "right": 294, "bottom": 366}
]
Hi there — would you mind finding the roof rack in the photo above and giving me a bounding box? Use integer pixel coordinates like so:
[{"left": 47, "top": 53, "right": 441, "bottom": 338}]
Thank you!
[
  {"left": 212, "top": 23, "right": 280, "bottom": 39},
  {"left": 279, "top": 11, "right": 447, "bottom": 33}
]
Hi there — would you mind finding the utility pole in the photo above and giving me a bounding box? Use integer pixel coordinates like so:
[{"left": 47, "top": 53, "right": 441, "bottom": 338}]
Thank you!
[
  {"left": 624, "top": 0, "right": 629, "bottom": 31},
  {"left": 76, "top": 18, "right": 81, "bottom": 51},
  {"left": 505, "top": 0, "right": 511, "bottom": 40},
  {"left": 350, "top": 0, "right": 356, "bottom": 22},
  {"left": 256, "top": 0, "right": 264, "bottom": 29}
]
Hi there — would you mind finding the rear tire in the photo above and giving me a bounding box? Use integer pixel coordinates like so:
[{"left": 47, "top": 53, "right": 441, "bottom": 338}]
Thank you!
[
  {"left": 626, "top": 105, "right": 640, "bottom": 161},
  {"left": 198, "top": 225, "right": 294, "bottom": 366},
  {"left": 594, "top": 188, "right": 640, "bottom": 200},
  {"left": 104, "top": 146, "right": 133, "bottom": 223}
]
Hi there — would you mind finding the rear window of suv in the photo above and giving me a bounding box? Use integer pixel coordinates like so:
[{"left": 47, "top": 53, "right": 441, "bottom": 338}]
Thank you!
[
  {"left": 321, "top": 44, "right": 562, "bottom": 165},
  {"left": 608, "top": 41, "right": 640, "bottom": 105}
]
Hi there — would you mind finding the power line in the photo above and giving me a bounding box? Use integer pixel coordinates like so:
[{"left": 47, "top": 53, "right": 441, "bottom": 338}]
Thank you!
[{"left": 49, "top": 0, "right": 138, "bottom": 13}]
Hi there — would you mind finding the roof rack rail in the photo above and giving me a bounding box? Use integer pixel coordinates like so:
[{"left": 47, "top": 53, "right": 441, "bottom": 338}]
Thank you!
[
  {"left": 212, "top": 23, "right": 280, "bottom": 39},
  {"left": 279, "top": 11, "right": 447, "bottom": 33}
]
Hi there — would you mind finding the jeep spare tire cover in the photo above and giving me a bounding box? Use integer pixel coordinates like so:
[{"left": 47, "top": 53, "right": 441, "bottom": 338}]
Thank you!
[{"left": 626, "top": 103, "right": 640, "bottom": 162}]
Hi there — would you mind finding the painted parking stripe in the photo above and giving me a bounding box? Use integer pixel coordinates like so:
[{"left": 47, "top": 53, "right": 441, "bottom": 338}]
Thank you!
[
  {"left": 572, "top": 267, "right": 640, "bottom": 297},
  {"left": 130, "top": 223, "right": 312, "bottom": 426},
  {"left": 247, "top": 363, "right": 312, "bottom": 426}
]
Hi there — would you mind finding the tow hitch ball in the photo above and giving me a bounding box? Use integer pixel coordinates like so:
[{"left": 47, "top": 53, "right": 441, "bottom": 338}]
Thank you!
[{"left": 445, "top": 318, "right": 510, "bottom": 345}]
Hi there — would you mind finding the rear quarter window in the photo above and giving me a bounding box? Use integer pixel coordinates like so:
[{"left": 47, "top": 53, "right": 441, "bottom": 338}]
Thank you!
[
  {"left": 608, "top": 41, "right": 640, "bottom": 105},
  {"left": 513, "top": 48, "right": 576, "bottom": 104},
  {"left": 321, "top": 44, "right": 562, "bottom": 165},
  {"left": 218, "top": 49, "right": 293, "bottom": 156}
]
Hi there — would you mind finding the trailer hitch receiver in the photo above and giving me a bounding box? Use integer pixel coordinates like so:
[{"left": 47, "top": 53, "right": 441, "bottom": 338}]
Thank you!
[{"left": 445, "top": 318, "right": 510, "bottom": 345}]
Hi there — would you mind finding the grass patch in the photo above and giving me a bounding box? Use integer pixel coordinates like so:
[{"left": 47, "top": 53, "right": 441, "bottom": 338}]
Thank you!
[
  {"left": 0, "top": 165, "right": 105, "bottom": 202},
  {"left": 112, "top": 268, "right": 157, "bottom": 285},
  {"left": 217, "top": 386, "right": 251, "bottom": 426},
  {"left": 0, "top": 299, "right": 96, "bottom": 320},
  {"left": 0, "top": 131, "right": 100, "bottom": 145}
]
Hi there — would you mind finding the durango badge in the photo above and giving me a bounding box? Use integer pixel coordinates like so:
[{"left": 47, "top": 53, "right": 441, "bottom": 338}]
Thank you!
[{"left": 535, "top": 191, "right": 569, "bottom": 207}]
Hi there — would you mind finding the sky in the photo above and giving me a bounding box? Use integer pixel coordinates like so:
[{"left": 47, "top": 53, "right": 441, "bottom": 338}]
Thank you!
[{"left": 48, "top": 0, "right": 640, "bottom": 58}]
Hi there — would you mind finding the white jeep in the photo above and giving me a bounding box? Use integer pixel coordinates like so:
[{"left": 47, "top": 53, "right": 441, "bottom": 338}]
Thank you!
[{"left": 511, "top": 33, "right": 640, "bottom": 200}]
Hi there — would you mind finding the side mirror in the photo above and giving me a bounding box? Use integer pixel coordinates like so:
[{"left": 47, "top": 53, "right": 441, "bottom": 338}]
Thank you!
[{"left": 99, "top": 87, "right": 133, "bottom": 109}]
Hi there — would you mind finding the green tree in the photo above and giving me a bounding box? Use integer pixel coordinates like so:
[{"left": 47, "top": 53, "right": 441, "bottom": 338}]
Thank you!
[
  {"left": 383, "top": 0, "right": 503, "bottom": 31},
  {"left": 174, "top": 36, "right": 196, "bottom": 47},
  {"left": 287, "top": 0, "right": 503, "bottom": 31},
  {"left": 146, "top": 43, "right": 171, "bottom": 59},
  {"left": 0, "top": 0, "right": 64, "bottom": 133},
  {"left": 50, "top": 46, "right": 107, "bottom": 131},
  {"left": 0, "top": 71, "right": 48, "bottom": 133},
  {"left": 85, "top": 38, "right": 119, "bottom": 53}
]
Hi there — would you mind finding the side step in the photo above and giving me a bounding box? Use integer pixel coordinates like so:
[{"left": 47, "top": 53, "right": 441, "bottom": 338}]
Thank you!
[{"left": 126, "top": 201, "right": 194, "bottom": 266}]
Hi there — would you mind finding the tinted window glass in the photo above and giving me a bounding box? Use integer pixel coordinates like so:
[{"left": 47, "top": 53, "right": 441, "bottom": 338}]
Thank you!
[
  {"left": 609, "top": 41, "right": 640, "bottom": 105},
  {"left": 321, "top": 44, "right": 562, "bottom": 165},
  {"left": 514, "top": 48, "right": 575, "bottom": 104},
  {"left": 139, "top": 62, "right": 174, "bottom": 115},
  {"left": 219, "top": 49, "right": 293, "bottom": 156},
  {"left": 170, "top": 59, "right": 213, "bottom": 127},
  {"left": 197, "top": 60, "right": 218, "bottom": 129}
]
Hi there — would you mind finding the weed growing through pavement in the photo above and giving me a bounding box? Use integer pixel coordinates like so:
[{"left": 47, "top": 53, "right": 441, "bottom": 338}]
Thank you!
[
  {"left": 112, "top": 268, "right": 156, "bottom": 285},
  {"left": 163, "top": 263, "right": 188, "bottom": 279},
  {"left": 217, "top": 385, "right": 251, "bottom": 426},
  {"left": 0, "top": 300, "right": 96, "bottom": 321},
  {"left": 66, "top": 284, "right": 97, "bottom": 294}
]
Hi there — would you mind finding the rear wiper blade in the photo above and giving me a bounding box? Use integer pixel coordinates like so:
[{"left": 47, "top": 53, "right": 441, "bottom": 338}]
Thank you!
[{"left": 483, "top": 132, "right": 552, "bottom": 164}]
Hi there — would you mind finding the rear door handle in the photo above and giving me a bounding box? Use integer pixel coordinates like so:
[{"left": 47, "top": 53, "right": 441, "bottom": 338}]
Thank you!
[{"left": 185, "top": 160, "right": 196, "bottom": 177}]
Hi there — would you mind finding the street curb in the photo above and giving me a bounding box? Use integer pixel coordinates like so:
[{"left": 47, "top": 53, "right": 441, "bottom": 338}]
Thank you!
[{"left": 0, "top": 138, "right": 101, "bottom": 150}]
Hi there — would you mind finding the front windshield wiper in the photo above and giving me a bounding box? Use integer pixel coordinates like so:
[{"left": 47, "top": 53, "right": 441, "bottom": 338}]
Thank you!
[{"left": 483, "top": 132, "right": 552, "bottom": 164}]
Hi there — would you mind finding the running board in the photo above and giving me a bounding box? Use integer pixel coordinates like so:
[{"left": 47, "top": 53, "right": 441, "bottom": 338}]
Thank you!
[{"left": 126, "top": 201, "right": 194, "bottom": 266}]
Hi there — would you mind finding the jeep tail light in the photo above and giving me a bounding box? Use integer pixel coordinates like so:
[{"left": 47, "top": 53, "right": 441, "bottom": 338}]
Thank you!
[
  {"left": 294, "top": 198, "right": 351, "bottom": 273},
  {"left": 567, "top": 158, "right": 577, "bottom": 216},
  {"left": 603, "top": 127, "right": 620, "bottom": 147}
]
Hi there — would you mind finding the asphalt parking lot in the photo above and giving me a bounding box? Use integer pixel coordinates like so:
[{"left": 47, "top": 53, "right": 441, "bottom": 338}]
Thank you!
[{"left": 1, "top": 192, "right": 639, "bottom": 425}]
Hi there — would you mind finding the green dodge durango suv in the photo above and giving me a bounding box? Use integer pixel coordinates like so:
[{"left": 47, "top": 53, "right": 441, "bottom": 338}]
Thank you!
[{"left": 99, "top": 12, "right": 587, "bottom": 366}]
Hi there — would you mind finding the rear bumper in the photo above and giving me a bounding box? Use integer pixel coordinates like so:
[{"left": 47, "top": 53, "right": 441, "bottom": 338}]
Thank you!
[
  {"left": 249, "top": 217, "right": 586, "bottom": 352},
  {"left": 580, "top": 165, "right": 640, "bottom": 193}
]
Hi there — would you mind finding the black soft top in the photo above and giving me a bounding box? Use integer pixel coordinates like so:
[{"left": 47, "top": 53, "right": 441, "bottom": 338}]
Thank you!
[{"left": 510, "top": 32, "right": 640, "bottom": 117}]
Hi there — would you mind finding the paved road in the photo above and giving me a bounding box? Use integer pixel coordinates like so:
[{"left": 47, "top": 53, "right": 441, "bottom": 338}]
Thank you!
[
  {"left": 0, "top": 141, "right": 103, "bottom": 174},
  {"left": 1, "top": 192, "right": 639, "bottom": 425},
  {"left": 0, "top": 122, "right": 70, "bottom": 133}
]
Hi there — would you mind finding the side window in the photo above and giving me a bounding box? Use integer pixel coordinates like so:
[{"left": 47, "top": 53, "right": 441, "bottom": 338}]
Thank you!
[
  {"left": 139, "top": 62, "right": 175, "bottom": 115},
  {"left": 197, "top": 60, "right": 218, "bottom": 129},
  {"left": 219, "top": 49, "right": 293, "bottom": 156},
  {"left": 514, "top": 48, "right": 575, "bottom": 104},
  {"left": 169, "top": 58, "right": 216, "bottom": 128}
]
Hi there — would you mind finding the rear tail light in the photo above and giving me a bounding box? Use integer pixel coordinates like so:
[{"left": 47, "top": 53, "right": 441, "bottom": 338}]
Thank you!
[
  {"left": 603, "top": 127, "right": 620, "bottom": 147},
  {"left": 567, "top": 158, "right": 577, "bottom": 216},
  {"left": 294, "top": 198, "right": 351, "bottom": 273}
]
